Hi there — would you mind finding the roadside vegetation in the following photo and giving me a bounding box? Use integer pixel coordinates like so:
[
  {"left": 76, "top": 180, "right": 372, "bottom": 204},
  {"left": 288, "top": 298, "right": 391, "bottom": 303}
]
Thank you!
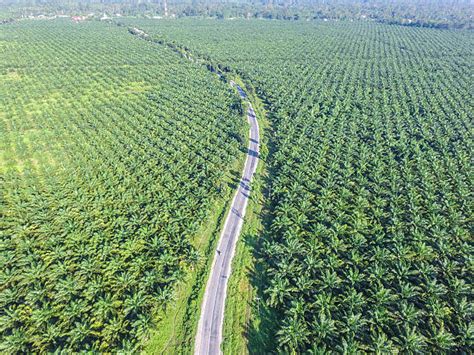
[
  {"left": 220, "top": 77, "right": 278, "bottom": 354},
  {"left": 2, "top": 9, "right": 472, "bottom": 353},
  {"left": 0, "top": 19, "right": 245, "bottom": 352},
  {"left": 129, "top": 18, "right": 474, "bottom": 353}
]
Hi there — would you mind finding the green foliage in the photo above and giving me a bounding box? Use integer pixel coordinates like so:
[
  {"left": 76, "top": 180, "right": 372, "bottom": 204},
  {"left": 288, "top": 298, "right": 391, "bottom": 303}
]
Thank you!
[
  {"left": 0, "top": 19, "right": 244, "bottom": 352},
  {"left": 4, "top": 0, "right": 474, "bottom": 29},
  {"left": 127, "top": 19, "right": 474, "bottom": 352}
]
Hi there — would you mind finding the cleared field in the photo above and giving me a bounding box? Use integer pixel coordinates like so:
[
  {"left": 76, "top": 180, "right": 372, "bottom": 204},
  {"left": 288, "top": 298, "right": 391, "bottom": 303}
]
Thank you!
[
  {"left": 127, "top": 19, "right": 474, "bottom": 352},
  {"left": 0, "top": 19, "right": 245, "bottom": 352}
]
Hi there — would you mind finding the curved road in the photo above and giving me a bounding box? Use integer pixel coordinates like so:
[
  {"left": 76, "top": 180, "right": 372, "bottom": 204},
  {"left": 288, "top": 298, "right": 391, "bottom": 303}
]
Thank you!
[
  {"left": 126, "top": 27, "right": 259, "bottom": 354},
  {"left": 194, "top": 82, "right": 259, "bottom": 355}
]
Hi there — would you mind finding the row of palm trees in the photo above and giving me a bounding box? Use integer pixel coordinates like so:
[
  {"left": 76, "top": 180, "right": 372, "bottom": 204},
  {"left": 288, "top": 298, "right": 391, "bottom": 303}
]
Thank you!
[
  {"left": 1, "top": 20, "right": 245, "bottom": 352},
  {"left": 260, "top": 22, "right": 471, "bottom": 353},
  {"left": 130, "top": 18, "right": 473, "bottom": 352}
]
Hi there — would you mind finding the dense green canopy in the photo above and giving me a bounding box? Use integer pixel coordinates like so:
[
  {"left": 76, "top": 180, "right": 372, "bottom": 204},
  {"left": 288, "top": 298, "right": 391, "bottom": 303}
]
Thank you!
[
  {"left": 129, "top": 18, "right": 473, "bottom": 352},
  {"left": 0, "top": 19, "right": 244, "bottom": 352}
]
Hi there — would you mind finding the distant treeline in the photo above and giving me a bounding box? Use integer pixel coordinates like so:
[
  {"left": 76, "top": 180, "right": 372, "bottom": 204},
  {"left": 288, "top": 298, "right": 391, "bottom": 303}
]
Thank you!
[{"left": 1, "top": 0, "right": 473, "bottom": 29}]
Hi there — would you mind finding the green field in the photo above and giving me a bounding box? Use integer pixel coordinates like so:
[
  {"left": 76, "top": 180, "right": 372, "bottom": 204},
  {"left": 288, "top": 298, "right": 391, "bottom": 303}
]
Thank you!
[
  {"left": 1, "top": 14, "right": 473, "bottom": 354},
  {"left": 126, "top": 19, "right": 474, "bottom": 352},
  {"left": 0, "top": 19, "right": 245, "bottom": 352}
]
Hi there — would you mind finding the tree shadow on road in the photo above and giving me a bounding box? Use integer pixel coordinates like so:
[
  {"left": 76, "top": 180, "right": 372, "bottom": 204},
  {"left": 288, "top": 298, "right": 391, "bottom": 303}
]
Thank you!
[{"left": 226, "top": 168, "right": 242, "bottom": 191}]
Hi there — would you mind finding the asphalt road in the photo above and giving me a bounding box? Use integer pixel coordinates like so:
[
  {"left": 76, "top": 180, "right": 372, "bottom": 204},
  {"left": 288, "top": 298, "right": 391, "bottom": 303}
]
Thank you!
[{"left": 194, "top": 82, "right": 259, "bottom": 355}]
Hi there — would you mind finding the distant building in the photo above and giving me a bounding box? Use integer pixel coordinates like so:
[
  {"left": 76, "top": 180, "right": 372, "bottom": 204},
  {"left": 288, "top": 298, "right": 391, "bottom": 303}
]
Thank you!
[{"left": 72, "top": 16, "right": 86, "bottom": 23}]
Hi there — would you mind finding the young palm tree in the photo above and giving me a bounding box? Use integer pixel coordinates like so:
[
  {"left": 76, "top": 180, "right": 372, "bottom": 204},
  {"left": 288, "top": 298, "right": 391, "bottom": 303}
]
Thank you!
[{"left": 277, "top": 315, "right": 310, "bottom": 354}]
